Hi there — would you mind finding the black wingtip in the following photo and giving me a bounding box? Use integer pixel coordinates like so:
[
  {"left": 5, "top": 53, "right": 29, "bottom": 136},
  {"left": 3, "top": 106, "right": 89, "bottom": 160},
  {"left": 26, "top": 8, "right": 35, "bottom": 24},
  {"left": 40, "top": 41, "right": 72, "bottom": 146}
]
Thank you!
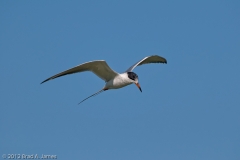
[
  {"left": 163, "top": 57, "right": 167, "bottom": 64},
  {"left": 40, "top": 80, "right": 46, "bottom": 84},
  {"left": 40, "top": 78, "right": 50, "bottom": 84}
]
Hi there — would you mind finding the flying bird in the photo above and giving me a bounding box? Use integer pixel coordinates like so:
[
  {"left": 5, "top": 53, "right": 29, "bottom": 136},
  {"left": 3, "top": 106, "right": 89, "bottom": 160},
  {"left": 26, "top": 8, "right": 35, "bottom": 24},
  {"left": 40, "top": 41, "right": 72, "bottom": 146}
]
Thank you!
[{"left": 41, "top": 55, "right": 167, "bottom": 104}]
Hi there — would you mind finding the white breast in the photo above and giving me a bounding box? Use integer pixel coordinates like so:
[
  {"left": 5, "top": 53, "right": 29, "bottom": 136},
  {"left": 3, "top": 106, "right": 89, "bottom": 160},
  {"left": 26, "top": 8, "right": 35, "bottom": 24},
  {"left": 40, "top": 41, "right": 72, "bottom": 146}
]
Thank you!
[{"left": 105, "top": 73, "right": 133, "bottom": 89}]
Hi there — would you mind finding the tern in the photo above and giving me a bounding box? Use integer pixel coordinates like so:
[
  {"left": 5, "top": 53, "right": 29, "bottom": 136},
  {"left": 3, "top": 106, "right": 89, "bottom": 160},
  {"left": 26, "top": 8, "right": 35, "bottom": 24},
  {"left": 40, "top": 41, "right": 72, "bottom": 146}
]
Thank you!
[{"left": 41, "top": 55, "right": 167, "bottom": 104}]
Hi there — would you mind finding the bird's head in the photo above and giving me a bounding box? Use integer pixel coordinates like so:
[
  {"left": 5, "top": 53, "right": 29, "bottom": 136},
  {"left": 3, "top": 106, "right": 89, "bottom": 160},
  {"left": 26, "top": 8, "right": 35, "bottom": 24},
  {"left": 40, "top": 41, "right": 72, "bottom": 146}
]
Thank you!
[{"left": 127, "top": 72, "right": 142, "bottom": 92}]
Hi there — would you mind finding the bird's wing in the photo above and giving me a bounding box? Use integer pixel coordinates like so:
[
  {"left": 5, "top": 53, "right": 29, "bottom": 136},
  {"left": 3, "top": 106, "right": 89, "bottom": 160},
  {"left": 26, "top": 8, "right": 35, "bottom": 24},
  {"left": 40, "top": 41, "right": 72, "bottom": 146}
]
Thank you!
[
  {"left": 125, "top": 55, "right": 167, "bottom": 72},
  {"left": 41, "top": 60, "right": 118, "bottom": 84}
]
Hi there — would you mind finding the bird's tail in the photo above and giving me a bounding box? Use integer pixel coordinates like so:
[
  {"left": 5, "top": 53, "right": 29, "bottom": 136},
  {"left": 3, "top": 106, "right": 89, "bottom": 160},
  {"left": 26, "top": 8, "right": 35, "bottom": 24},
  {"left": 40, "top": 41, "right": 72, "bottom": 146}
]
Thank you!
[{"left": 78, "top": 88, "right": 106, "bottom": 105}]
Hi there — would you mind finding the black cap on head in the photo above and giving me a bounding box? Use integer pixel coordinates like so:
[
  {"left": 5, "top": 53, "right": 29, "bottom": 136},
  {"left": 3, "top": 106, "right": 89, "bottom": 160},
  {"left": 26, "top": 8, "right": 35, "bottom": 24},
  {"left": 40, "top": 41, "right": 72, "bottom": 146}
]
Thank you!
[
  {"left": 127, "top": 72, "right": 142, "bottom": 92},
  {"left": 127, "top": 72, "right": 138, "bottom": 81}
]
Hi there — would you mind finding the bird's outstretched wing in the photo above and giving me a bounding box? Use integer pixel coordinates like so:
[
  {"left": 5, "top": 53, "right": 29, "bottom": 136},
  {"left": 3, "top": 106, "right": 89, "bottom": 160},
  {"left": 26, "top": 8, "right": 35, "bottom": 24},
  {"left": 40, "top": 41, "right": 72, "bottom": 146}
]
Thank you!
[
  {"left": 41, "top": 60, "right": 118, "bottom": 84},
  {"left": 125, "top": 55, "right": 167, "bottom": 72}
]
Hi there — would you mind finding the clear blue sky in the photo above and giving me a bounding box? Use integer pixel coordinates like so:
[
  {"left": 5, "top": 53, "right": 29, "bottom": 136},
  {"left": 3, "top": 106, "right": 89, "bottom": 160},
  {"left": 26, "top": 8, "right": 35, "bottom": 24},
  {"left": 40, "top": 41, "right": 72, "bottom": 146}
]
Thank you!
[{"left": 1, "top": 1, "right": 240, "bottom": 160}]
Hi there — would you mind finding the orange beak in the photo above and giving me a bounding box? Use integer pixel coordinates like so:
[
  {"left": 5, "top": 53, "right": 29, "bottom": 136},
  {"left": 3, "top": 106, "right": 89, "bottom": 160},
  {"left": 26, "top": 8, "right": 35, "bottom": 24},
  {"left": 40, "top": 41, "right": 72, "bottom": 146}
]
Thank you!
[{"left": 135, "top": 83, "right": 142, "bottom": 92}]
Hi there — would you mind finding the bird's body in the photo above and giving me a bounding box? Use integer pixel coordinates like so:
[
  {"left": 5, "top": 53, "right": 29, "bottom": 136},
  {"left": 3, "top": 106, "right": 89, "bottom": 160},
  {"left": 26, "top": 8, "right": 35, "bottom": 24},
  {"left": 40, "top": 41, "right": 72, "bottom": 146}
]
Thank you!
[
  {"left": 105, "top": 73, "right": 132, "bottom": 89},
  {"left": 41, "top": 55, "right": 167, "bottom": 104}
]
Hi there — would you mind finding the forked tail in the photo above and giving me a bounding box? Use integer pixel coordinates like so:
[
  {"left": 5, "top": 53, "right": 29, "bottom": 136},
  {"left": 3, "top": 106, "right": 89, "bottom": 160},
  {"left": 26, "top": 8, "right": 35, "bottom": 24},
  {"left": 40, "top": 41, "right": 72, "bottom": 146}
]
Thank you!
[{"left": 78, "top": 88, "right": 107, "bottom": 105}]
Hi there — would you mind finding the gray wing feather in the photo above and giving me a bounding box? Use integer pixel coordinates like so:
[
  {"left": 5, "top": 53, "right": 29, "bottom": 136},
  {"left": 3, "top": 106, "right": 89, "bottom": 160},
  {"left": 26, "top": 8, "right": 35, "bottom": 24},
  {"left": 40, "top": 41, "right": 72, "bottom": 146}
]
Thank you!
[
  {"left": 126, "top": 55, "right": 167, "bottom": 72},
  {"left": 41, "top": 60, "right": 118, "bottom": 84}
]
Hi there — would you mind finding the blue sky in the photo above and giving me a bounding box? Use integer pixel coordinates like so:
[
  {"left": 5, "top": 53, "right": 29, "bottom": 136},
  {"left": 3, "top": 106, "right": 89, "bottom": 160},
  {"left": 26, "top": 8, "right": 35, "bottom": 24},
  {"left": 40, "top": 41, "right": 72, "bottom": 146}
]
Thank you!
[{"left": 1, "top": 0, "right": 240, "bottom": 159}]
